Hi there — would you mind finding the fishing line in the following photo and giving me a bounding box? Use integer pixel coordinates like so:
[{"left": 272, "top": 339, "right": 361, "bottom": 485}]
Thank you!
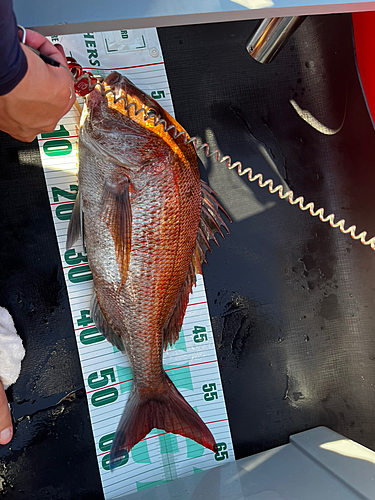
[{"left": 78, "top": 76, "right": 375, "bottom": 252}]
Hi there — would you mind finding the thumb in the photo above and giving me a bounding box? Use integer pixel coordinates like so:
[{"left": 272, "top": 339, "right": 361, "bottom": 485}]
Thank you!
[
  {"left": 54, "top": 44, "right": 65, "bottom": 57},
  {"left": 0, "top": 382, "right": 12, "bottom": 445}
]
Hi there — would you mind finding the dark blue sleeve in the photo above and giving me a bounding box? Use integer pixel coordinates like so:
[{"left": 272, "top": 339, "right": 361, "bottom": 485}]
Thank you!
[{"left": 0, "top": 0, "right": 28, "bottom": 96}]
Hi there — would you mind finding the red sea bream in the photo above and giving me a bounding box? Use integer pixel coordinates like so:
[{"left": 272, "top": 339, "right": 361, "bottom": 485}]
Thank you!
[{"left": 67, "top": 72, "right": 229, "bottom": 467}]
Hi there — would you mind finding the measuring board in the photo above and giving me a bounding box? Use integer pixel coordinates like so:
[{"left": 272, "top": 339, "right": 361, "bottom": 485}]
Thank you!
[{"left": 38, "top": 28, "right": 234, "bottom": 499}]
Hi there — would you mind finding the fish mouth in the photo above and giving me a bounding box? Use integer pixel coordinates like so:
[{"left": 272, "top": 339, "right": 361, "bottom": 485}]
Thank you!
[{"left": 102, "top": 72, "right": 163, "bottom": 118}]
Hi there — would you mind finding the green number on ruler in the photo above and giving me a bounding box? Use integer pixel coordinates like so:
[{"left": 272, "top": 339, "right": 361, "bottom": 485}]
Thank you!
[
  {"left": 120, "top": 30, "right": 128, "bottom": 39},
  {"left": 52, "top": 185, "right": 78, "bottom": 202},
  {"left": 41, "top": 125, "right": 69, "bottom": 139},
  {"left": 77, "top": 310, "right": 105, "bottom": 346},
  {"left": 43, "top": 139, "right": 72, "bottom": 157},
  {"left": 193, "top": 326, "right": 207, "bottom": 343},
  {"left": 101, "top": 452, "right": 128, "bottom": 471},
  {"left": 99, "top": 432, "right": 129, "bottom": 470},
  {"left": 56, "top": 202, "right": 74, "bottom": 221},
  {"left": 77, "top": 310, "right": 93, "bottom": 327},
  {"left": 88, "top": 368, "right": 115, "bottom": 389},
  {"left": 202, "top": 383, "right": 218, "bottom": 401},
  {"left": 214, "top": 442, "right": 229, "bottom": 461},
  {"left": 64, "top": 249, "right": 88, "bottom": 265},
  {"left": 68, "top": 265, "right": 92, "bottom": 283},
  {"left": 91, "top": 387, "right": 118, "bottom": 407},
  {"left": 99, "top": 432, "right": 115, "bottom": 452},
  {"left": 150, "top": 90, "right": 165, "bottom": 99},
  {"left": 80, "top": 327, "right": 105, "bottom": 345}
]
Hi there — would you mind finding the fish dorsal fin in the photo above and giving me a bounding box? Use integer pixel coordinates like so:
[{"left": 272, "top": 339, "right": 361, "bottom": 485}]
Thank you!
[
  {"left": 66, "top": 189, "right": 85, "bottom": 250},
  {"left": 200, "top": 180, "right": 230, "bottom": 241},
  {"left": 163, "top": 180, "right": 231, "bottom": 349},
  {"left": 91, "top": 293, "right": 125, "bottom": 352},
  {"left": 101, "top": 178, "right": 132, "bottom": 291}
]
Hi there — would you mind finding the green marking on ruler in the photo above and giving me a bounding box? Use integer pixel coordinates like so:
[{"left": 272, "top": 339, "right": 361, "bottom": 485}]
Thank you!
[
  {"left": 104, "top": 38, "right": 117, "bottom": 53},
  {"left": 132, "top": 441, "right": 151, "bottom": 464},
  {"left": 136, "top": 35, "right": 146, "bottom": 49},
  {"left": 150, "top": 428, "right": 163, "bottom": 435},
  {"left": 159, "top": 433, "right": 179, "bottom": 454},
  {"left": 159, "top": 434, "right": 178, "bottom": 482},
  {"left": 193, "top": 467, "right": 204, "bottom": 474},
  {"left": 115, "top": 365, "right": 133, "bottom": 394},
  {"left": 131, "top": 428, "right": 163, "bottom": 464},
  {"left": 136, "top": 479, "right": 170, "bottom": 492},
  {"left": 187, "top": 439, "right": 205, "bottom": 458},
  {"left": 165, "top": 363, "right": 193, "bottom": 391}
]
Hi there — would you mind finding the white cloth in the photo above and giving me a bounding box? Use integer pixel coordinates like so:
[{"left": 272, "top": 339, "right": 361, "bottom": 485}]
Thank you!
[{"left": 0, "top": 307, "right": 25, "bottom": 389}]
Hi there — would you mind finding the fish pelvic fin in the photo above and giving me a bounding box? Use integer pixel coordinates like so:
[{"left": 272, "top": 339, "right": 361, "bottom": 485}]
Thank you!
[
  {"left": 91, "top": 293, "right": 126, "bottom": 352},
  {"left": 163, "top": 181, "right": 231, "bottom": 349},
  {"left": 101, "top": 178, "right": 132, "bottom": 291},
  {"left": 109, "top": 374, "right": 217, "bottom": 470},
  {"left": 66, "top": 189, "right": 84, "bottom": 250}
]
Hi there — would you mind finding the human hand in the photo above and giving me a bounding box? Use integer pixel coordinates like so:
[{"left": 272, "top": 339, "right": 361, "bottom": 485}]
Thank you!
[
  {"left": 0, "top": 29, "right": 75, "bottom": 142},
  {"left": 0, "top": 382, "right": 12, "bottom": 445}
]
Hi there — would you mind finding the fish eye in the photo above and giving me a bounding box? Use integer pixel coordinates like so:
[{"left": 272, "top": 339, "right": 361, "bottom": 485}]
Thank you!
[{"left": 147, "top": 109, "right": 157, "bottom": 118}]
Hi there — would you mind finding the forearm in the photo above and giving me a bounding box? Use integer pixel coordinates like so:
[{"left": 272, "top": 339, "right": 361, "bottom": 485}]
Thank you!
[
  {"left": 0, "top": 30, "right": 75, "bottom": 142},
  {"left": 0, "top": 0, "right": 27, "bottom": 96}
]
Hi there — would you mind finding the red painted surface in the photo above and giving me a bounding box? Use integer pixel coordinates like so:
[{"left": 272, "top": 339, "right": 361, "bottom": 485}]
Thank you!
[{"left": 352, "top": 12, "right": 375, "bottom": 124}]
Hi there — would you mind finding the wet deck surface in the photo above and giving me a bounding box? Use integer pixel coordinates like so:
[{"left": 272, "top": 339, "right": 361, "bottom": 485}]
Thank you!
[{"left": 1, "top": 13, "right": 375, "bottom": 499}]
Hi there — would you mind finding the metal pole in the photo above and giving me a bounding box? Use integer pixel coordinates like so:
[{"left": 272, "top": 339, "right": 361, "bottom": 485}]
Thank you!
[{"left": 246, "top": 17, "right": 306, "bottom": 64}]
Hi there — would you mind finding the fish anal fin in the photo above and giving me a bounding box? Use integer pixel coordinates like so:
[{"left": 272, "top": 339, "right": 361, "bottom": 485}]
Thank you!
[
  {"left": 66, "top": 189, "right": 84, "bottom": 250},
  {"left": 91, "top": 293, "right": 125, "bottom": 352},
  {"left": 109, "top": 374, "right": 216, "bottom": 469},
  {"left": 163, "top": 268, "right": 193, "bottom": 349},
  {"left": 101, "top": 178, "right": 132, "bottom": 291}
]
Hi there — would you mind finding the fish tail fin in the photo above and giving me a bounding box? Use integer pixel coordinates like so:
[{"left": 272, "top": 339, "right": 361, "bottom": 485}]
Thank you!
[{"left": 109, "top": 374, "right": 216, "bottom": 469}]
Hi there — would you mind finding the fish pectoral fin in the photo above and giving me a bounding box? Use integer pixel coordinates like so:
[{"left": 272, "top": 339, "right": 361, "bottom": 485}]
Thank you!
[
  {"left": 91, "top": 293, "right": 125, "bottom": 352},
  {"left": 66, "top": 189, "right": 84, "bottom": 250},
  {"left": 101, "top": 178, "right": 132, "bottom": 290},
  {"left": 109, "top": 374, "right": 216, "bottom": 470}
]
